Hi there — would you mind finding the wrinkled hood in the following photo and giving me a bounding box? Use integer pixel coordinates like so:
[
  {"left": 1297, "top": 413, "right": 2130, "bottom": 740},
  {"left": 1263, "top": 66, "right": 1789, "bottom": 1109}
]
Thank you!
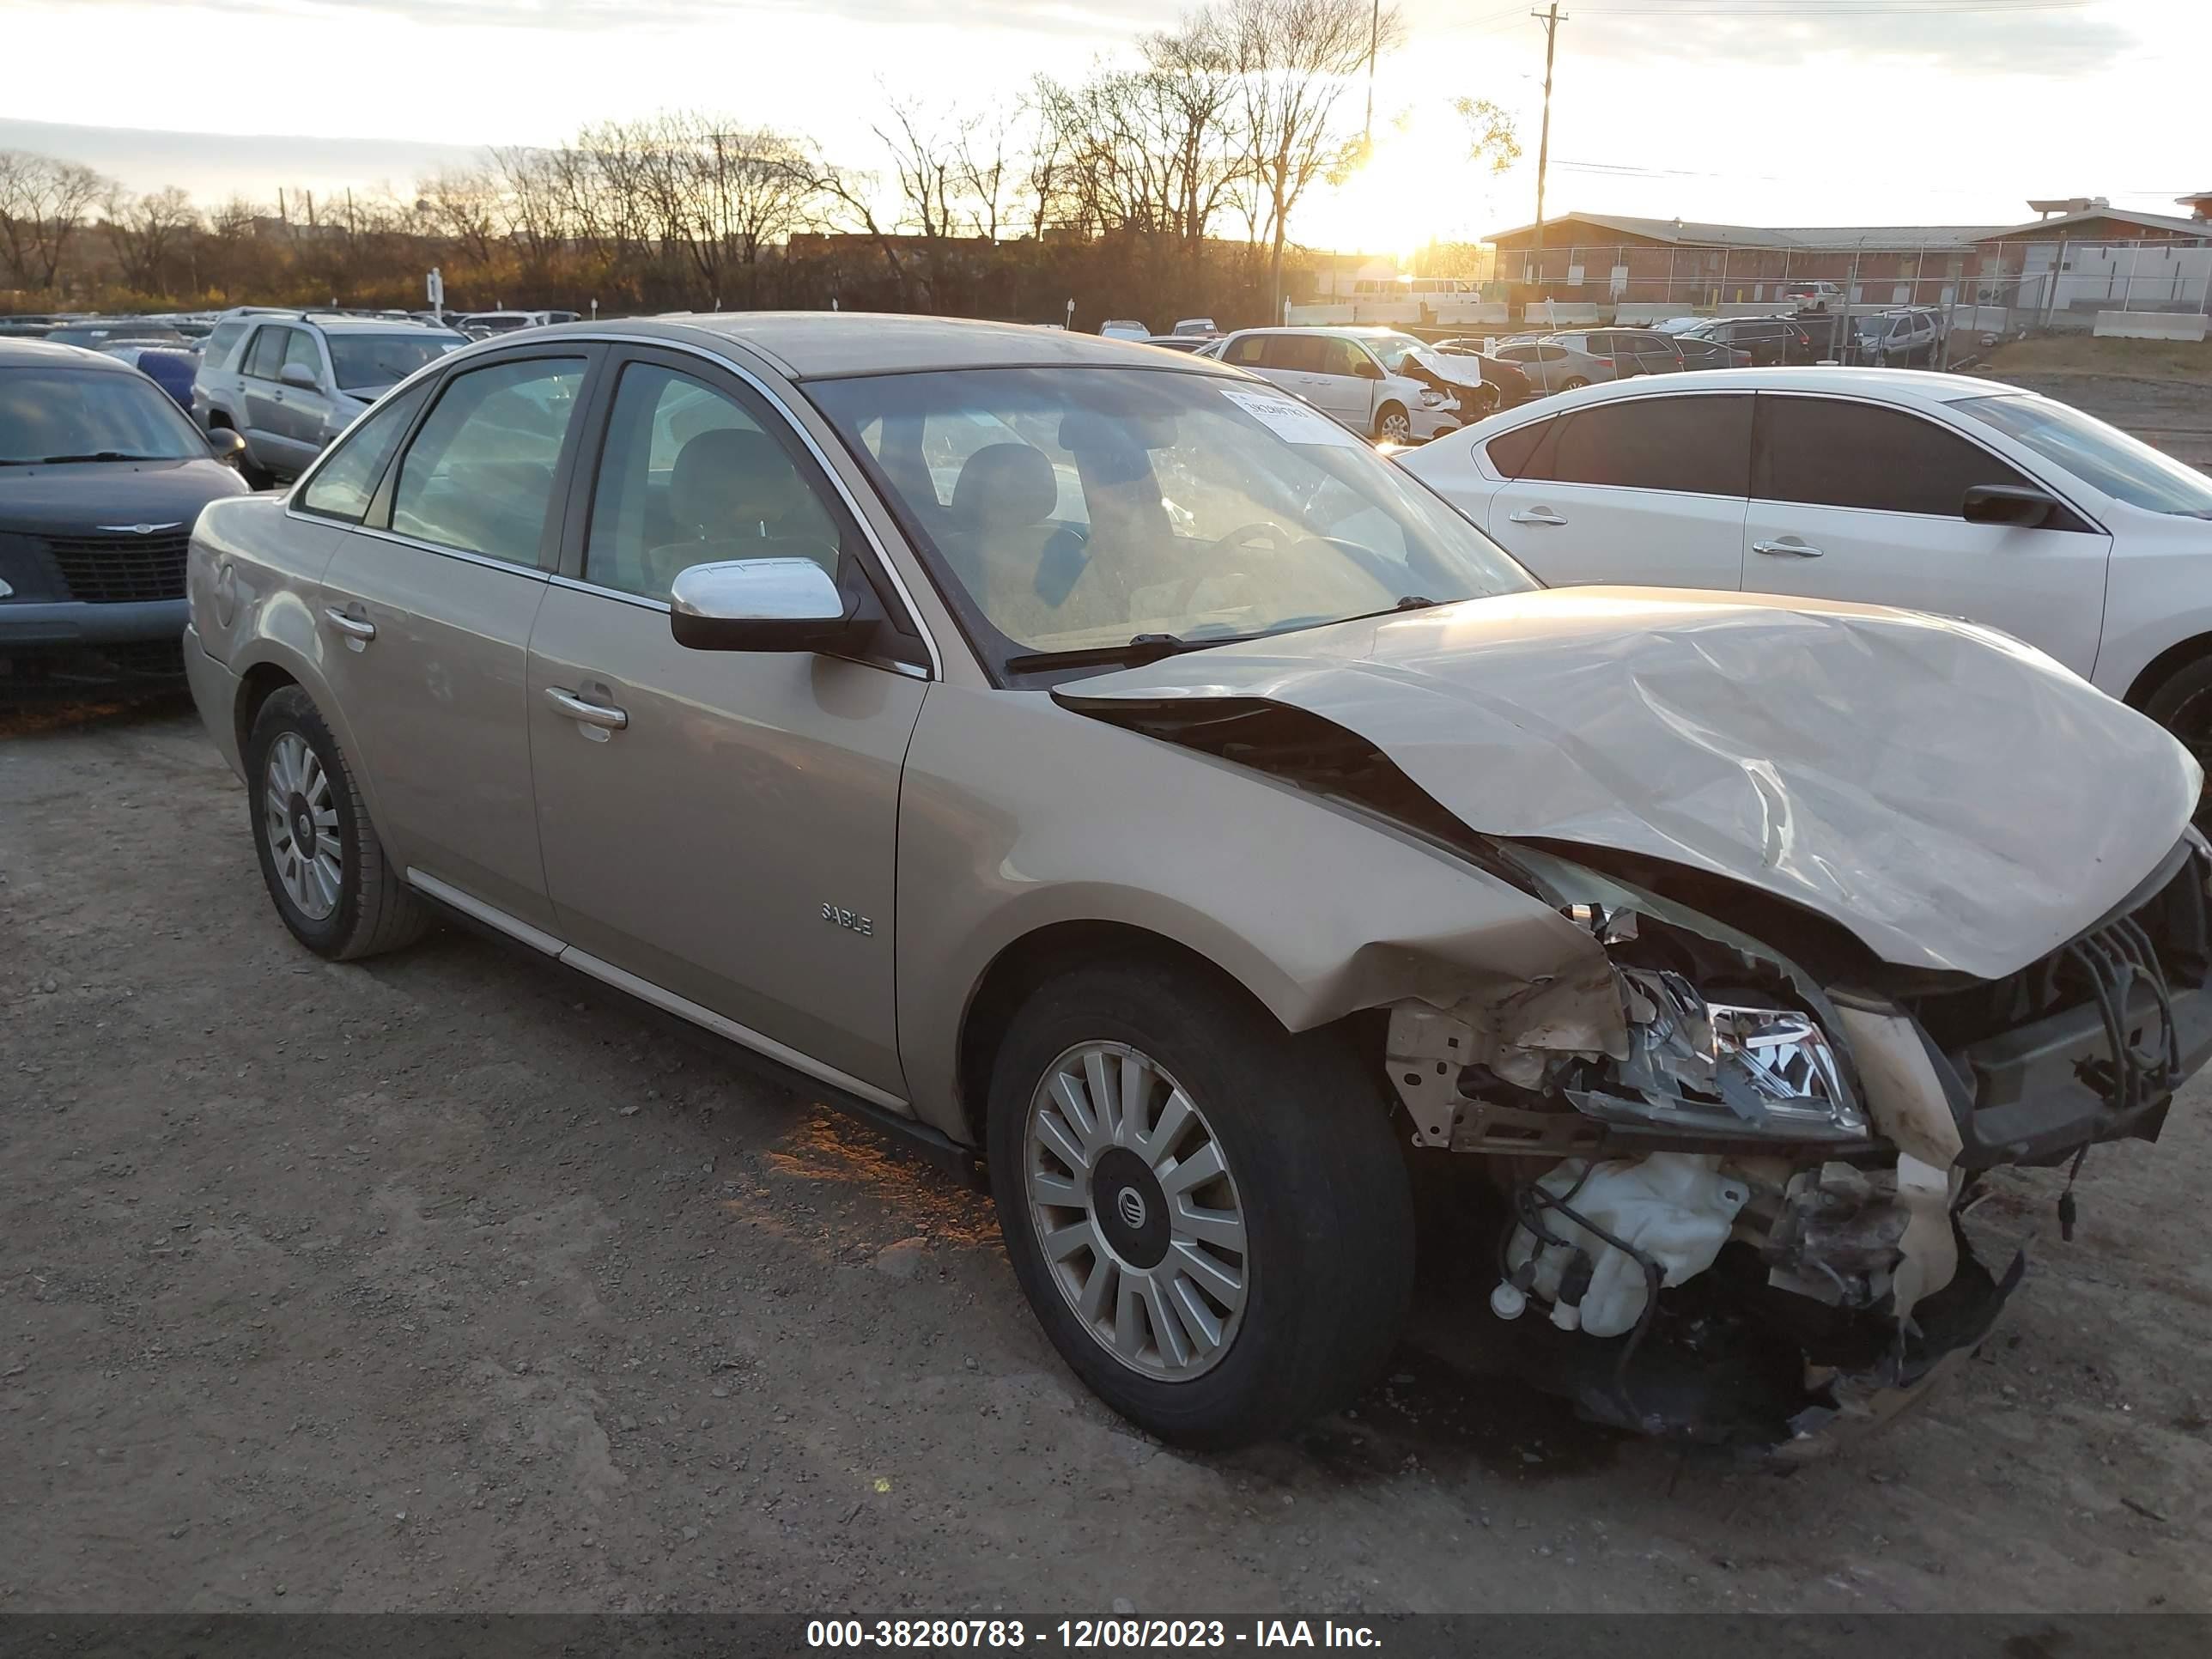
[{"left": 1054, "top": 587, "right": 2199, "bottom": 981}]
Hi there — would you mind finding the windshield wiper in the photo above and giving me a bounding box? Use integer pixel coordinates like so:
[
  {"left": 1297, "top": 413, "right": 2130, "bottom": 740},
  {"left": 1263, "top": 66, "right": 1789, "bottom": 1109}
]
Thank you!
[
  {"left": 1003, "top": 630, "right": 1255, "bottom": 675},
  {"left": 21, "top": 451, "right": 165, "bottom": 465}
]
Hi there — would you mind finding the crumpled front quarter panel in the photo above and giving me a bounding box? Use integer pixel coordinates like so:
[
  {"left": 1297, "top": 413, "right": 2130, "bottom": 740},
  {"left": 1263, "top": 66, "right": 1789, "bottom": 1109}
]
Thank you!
[
  {"left": 1056, "top": 588, "right": 2200, "bottom": 981},
  {"left": 894, "top": 684, "right": 1610, "bottom": 1142}
]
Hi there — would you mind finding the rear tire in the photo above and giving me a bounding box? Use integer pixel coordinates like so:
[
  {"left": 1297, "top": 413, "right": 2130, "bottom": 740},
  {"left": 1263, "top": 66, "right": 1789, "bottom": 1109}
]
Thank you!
[
  {"left": 246, "top": 686, "right": 430, "bottom": 960},
  {"left": 987, "top": 960, "right": 1413, "bottom": 1450}
]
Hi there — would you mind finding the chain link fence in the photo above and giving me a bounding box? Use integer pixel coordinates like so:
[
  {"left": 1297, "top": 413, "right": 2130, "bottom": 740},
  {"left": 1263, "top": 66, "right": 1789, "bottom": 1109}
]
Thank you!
[{"left": 1292, "top": 236, "right": 2212, "bottom": 361}]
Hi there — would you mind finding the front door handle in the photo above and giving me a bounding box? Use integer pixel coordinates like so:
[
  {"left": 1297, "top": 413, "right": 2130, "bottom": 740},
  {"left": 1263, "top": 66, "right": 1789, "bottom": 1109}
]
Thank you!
[
  {"left": 324, "top": 605, "right": 375, "bottom": 644},
  {"left": 1508, "top": 507, "right": 1568, "bottom": 526},
  {"left": 544, "top": 685, "right": 629, "bottom": 732},
  {"left": 1752, "top": 538, "right": 1824, "bottom": 558}
]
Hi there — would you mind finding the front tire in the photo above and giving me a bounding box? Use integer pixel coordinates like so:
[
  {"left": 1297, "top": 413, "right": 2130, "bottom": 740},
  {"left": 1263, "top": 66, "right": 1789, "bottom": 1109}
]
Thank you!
[
  {"left": 2143, "top": 659, "right": 2212, "bottom": 830},
  {"left": 1560, "top": 375, "right": 1589, "bottom": 391},
  {"left": 246, "top": 686, "right": 429, "bottom": 959},
  {"left": 987, "top": 962, "right": 1413, "bottom": 1449},
  {"left": 1373, "top": 403, "right": 1411, "bottom": 443}
]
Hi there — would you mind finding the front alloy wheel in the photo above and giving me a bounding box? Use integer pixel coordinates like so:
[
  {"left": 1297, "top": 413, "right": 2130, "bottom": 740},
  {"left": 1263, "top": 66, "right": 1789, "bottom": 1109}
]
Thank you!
[
  {"left": 1375, "top": 404, "right": 1413, "bottom": 442},
  {"left": 1024, "top": 1041, "right": 1247, "bottom": 1379}
]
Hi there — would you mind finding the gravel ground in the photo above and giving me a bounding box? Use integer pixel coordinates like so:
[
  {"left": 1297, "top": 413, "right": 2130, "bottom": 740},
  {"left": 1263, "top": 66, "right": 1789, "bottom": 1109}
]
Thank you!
[{"left": 4, "top": 695, "right": 2212, "bottom": 1614}]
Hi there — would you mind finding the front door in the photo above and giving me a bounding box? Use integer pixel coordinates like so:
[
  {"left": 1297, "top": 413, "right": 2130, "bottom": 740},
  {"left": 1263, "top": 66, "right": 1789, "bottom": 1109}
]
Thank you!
[
  {"left": 1739, "top": 392, "right": 2111, "bottom": 677},
  {"left": 315, "top": 347, "right": 596, "bottom": 932},
  {"left": 526, "top": 349, "right": 926, "bottom": 1097},
  {"left": 1482, "top": 391, "right": 1753, "bottom": 590}
]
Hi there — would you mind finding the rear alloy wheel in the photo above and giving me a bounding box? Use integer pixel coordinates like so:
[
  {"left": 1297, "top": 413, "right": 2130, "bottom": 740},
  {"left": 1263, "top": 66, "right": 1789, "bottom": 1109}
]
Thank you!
[
  {"left": 1374, "top": 403, "right": 1412, "bottom": 442},
  {"left": 988, "top": 962, "right": 1413, "bottom": 1449},
  {"left": 246, "top": 686, "right": 429, "bottom": 959}
]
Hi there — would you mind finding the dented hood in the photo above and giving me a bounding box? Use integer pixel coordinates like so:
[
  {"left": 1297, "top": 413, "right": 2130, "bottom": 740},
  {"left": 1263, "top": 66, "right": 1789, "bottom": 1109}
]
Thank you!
[{"left": 1054, "top": 587, "right": 2200, "bottom": 981}]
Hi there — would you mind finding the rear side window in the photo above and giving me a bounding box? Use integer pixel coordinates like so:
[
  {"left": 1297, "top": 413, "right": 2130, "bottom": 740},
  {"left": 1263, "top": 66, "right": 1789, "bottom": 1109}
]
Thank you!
[
  {"left": 390, "top": 356, "right": 586, "bottom": 566},
  {"left": 1224, "top": 336, "right": 1267, "bottom": 368},
  {"left": 244, "top": 327, "right": 287, "bottom": 380},
  {"left": 204, "top": 320, "right": 246, "bottom": 367},
  {"left": 1263, "top": 336, "right": 1323, "bottom": 374},
  {"left": 1522, "top": 394, "right": 1753, "bottom": 495},
  {"left": 1755, "top": 395, "right": 2037, "bottom": 517},
  {"left": 296, "top": 382, "right": 430, "bottom": 522},
  {"left": 1486, "top": 419, "right": 1555, "bottom": 478}
]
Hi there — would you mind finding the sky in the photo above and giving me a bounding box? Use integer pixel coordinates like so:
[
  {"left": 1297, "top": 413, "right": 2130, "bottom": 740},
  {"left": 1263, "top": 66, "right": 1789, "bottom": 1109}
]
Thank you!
[{"left": 0, "top": 0, "right": 2205, "bottom": 254}]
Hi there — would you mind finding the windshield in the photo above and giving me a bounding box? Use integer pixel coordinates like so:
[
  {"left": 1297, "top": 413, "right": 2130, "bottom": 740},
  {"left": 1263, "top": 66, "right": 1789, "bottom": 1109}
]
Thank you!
[
  {"left": 807, "top": 365, "right": 1535, "bottom": 671},
  {"left": 1368, "top": 334, "right": 1427, "bottom": 373},
  {"left": 0, "top": 368, "right": 207, "bottom": 463},
  {"left": 1957, "top": 392, "right": 2212, "bottom": 519},
  {"left": 328, "top": 332, "right": 463, "bottom": 392}
]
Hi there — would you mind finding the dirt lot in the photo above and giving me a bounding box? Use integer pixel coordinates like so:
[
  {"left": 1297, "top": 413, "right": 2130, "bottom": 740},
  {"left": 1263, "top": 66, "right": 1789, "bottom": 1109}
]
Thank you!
[
  {"left": 1974, "top": 338, "right": 2212, "bottom": 467},
  {"left": 4, "top": 696, "right": 2212, "bottom": 1614}
]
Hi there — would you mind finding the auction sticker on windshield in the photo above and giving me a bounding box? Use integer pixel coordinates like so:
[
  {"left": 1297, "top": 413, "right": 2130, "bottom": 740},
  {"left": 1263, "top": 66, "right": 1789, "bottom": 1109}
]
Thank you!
[{"left": 1218, "top": 386, "right": 1364, "bottom": 448}]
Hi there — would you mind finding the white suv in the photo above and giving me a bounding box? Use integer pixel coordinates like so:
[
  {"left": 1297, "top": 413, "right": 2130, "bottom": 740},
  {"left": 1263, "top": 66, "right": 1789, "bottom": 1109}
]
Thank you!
[
  {"left": 1214, "top": 327, "right": 1479, "bottom": 442},
  {"left": 1399, "top": 367, "right": 2212, "bottom": 768},
  {"left": 193, "top": 313, "right": 465, "bottom": 483}
]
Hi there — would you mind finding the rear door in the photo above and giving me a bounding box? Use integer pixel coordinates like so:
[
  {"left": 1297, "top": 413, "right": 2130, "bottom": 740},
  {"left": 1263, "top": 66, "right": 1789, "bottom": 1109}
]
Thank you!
[
  {"left": 1482, "top": 391, "right": 1753, "bottom": 589},
  {"left": 313, "top": 345, "right": 598, "bottom": 930},
  {"left": 237, "top": 325, "right": 292, "bottom": 469},
  {"left": 1739, "top": 392, "right": 2111, "bottom": 675}
]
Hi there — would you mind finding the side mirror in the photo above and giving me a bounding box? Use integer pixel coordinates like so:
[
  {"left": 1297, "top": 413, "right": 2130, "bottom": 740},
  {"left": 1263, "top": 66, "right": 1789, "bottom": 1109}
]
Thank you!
[
  {"left": 1962, "top": 483, "right": 2057, "bottom": 529},
  {"left": 278, "top": 362, "right": 319, "bottom": 391},
  {"left": 205, "top": 426, "right": 248, "bottom": 468},
  {"left": 669, "top": 557, "right": 866, "bottom": 653}
]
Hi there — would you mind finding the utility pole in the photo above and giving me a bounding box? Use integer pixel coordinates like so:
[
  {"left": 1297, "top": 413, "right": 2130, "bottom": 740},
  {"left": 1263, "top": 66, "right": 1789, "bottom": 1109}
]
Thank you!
[
  {"left": 1528, "top": 5, "right": 1565, "bottom": 303},
  {"left": 1364, "top": 0, "right": 1382, "bottom": 149}
]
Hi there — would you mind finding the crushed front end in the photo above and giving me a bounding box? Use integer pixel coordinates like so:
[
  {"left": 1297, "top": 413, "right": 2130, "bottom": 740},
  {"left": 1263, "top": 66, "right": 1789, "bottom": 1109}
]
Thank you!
[{"left": 1385, "top": 835, "right": 2212, "bottom": 1455}]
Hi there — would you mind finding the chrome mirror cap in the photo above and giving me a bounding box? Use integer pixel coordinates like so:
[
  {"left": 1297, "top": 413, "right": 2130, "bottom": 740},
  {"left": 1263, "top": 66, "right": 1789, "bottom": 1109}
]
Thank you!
[{"left": 670, "top": 557, "right": 843, "bottom": 623}]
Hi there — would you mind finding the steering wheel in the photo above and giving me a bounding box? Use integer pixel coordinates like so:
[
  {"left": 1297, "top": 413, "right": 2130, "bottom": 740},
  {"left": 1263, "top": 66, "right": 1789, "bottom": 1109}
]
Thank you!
[{"left": 1157, "top": 520, "right": 1297, "bottom": 616}]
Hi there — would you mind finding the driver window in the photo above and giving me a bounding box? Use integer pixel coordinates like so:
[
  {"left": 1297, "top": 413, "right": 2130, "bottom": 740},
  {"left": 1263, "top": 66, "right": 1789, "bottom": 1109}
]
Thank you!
[{"left": 584, "top": 362, "right": 842, "bottom": 603}]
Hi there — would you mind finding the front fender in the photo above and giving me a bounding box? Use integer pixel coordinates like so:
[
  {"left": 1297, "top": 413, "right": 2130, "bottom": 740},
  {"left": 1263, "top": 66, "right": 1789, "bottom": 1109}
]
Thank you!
[{"left": 895, "top": 685, "right": 1612, "bottom": 1140}]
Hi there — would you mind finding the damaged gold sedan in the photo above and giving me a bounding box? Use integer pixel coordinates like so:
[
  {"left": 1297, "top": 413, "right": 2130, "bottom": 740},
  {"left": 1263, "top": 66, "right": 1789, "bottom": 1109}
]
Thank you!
[{"left": 185, "top": 316, "right": 2209, "bottom": 1454}]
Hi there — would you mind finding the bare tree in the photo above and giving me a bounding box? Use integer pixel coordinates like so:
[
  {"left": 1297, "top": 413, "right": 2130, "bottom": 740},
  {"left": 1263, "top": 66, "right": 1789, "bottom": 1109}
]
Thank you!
[
  {"left": 102, "top": 185, "right": 199, "bottom": 295},
  {"left": 0, "top": 150, "right": 107, "bottom": 289},
  {"left": 1229, "top": 0, "right": 1401, "bottom": 313},
  {"left": 418, "top": 167, "right": 503, "bottom": 267},
  {"left": 1451, "top": 95, "right": 1522, "bottom": 174}
]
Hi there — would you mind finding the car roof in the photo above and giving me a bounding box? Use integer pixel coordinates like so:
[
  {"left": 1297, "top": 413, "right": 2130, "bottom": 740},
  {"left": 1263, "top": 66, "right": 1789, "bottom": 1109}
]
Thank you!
[
  {"left": 1448, "top": 365, "right": 2021, "bottom": 433},
  {"left": 0, "top": 338, "right": 135, "bottom": 371},
  {"left": 537, "top": 312, "right": 1243, "bottom": 381}
]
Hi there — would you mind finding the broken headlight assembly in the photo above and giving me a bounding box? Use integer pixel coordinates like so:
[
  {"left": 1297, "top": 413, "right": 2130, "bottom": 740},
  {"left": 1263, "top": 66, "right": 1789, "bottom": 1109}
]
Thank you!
[{"left": 1569, "top": 966, "right": 1868, "bottom": 1144}]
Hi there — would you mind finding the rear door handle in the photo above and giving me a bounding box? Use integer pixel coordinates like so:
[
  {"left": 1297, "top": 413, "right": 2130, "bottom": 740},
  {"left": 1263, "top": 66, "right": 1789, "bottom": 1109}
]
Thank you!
[
  {"left": 1508, "top": 507, "right": 1568, "bottom": 526},
  {"left": 324, "top": 605, "right": 375, "bottom": 644},
  {"left": 1752, "top": 538, "right": 1824, "bottom": 558},
  {"left": 544, "top": 685, "right": 629, "bottom": 732}
]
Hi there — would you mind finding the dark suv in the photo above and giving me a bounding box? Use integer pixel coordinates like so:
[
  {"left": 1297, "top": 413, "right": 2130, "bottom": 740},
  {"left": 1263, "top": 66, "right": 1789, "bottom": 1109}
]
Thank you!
[
  {"left": 1547, "top": 329, "right": 1684, "bottom": 378},
  {"left": 1680, "top": 315, "right": 1816, "bottom": 367}
]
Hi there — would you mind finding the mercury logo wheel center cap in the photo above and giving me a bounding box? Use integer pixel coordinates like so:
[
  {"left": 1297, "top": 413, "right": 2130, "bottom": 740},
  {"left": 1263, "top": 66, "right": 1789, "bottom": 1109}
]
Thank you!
[{"left": 1116, "top": 1188, "right": 1148, "bottom": 1230}]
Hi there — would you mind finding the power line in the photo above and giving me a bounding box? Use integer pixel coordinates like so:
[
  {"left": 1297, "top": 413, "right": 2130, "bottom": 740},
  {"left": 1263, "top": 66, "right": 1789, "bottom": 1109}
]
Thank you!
[{"left": 1574, "top": 2, "right": 2091, "bottom": 14}]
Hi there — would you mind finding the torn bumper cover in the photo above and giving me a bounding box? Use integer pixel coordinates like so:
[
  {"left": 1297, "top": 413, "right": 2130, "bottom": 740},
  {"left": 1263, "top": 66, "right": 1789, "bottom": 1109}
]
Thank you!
[{"left": 1386, "top": 836, "right": 2212, "bottom": 1454}]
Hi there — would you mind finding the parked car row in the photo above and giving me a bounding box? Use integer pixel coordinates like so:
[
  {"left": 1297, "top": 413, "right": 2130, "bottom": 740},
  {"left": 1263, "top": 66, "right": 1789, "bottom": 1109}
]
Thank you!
[{"left": 174, "top": 313, "right": 2211, "bottom": 1457}]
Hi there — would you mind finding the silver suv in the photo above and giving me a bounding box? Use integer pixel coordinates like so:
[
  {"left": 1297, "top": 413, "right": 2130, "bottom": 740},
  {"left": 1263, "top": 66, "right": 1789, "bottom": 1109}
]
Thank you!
[
  {"left": 180, "top": 313, "right": 2209, "bottom": 1453},
  {"left": 192, "top": 313, "right": 465, "bottom": 483}
]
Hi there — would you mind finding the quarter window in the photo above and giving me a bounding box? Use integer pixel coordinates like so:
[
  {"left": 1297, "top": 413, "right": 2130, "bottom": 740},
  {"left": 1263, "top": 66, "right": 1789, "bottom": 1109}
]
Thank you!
[
  {"left": 1521, "top": 394, "right": 1753, "bottom": 495},
  {"left": 1486, "top": 418, "right": 1556, "bottom": 478},
  {"left": 1755, "top": 395, "right": 2039, "bottom": 517},
  {"left": 296, "top": 382, "right": 430, "bottom": 522},
  {"left": 584, "top": 362, "right": 843, "bottom": 603},
  {"left": 389, "top": 356, "right": 586, "bottom": 566}
]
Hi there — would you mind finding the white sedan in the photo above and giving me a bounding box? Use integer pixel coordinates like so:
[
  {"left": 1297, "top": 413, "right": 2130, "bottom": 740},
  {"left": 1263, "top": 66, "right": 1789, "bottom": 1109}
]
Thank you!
[{"left": 1400, "top": 366, "right": 2212, "bottom": 763}]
